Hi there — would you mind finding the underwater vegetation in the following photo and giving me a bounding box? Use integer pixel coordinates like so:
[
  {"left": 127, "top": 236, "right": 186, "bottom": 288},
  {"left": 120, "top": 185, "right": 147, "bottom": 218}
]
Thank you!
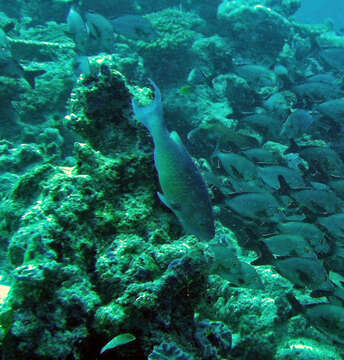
[{"left": 1, "top": 0, "right": 344, "bottom": 359}]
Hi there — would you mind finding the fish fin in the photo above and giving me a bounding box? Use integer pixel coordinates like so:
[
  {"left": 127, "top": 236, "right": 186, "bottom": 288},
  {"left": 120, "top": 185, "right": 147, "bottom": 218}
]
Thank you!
[
  {"left": 276, "top": 174, "right": 291, "bottom": 196},
  {"left": 286, "top": 292, "right": 305, "bottom": 314},
  {"left": 251, "top": 241, "right": 275, "bottom": 265},
  {"left": 284, "top": 138, "right": 299, "bottom": 154},
  {"left": 295, "top": 269, "right": 312, "bottom": 285},
  {"left": 132, "top": 79, "right": 163, "bottom": 131},
  {"left": 301, "top": 206, "right": 318, "bottom": 223},
  {"left": 23, "top": 69, "right": 45, "bottom": 89},
  {"left": 157, "top": 192, "right": 181, "bottom": 211},
  {"left": 170, "top": 131, "right": 184, "bottom": 148},
  {"left": 89, "top": 23, "right": 101, "bottom": 39},
  {"left": 310, "top": 289, "right": 333, "bottom": 298}
]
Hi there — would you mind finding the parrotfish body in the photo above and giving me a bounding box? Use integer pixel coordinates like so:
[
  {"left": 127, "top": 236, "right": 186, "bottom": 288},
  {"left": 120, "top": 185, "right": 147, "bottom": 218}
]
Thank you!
[{"left": 132, "top": 79, "right": 215, "bottom": 240}]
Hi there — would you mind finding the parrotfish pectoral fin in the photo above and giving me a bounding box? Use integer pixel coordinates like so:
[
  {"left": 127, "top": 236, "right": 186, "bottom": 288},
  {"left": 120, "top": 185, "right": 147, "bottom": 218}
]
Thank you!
[
  {"left": 131, "top": 78, "right": 163, "bottom": 131},
  {"left": 157, "top": 192, "right": 181, "bottom": 211}
]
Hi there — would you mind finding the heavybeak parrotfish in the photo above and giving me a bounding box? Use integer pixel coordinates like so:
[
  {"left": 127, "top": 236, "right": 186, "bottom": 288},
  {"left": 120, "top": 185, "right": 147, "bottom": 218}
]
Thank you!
[{"left": 132, "top": 79, "right": 215, "bottom": 241}]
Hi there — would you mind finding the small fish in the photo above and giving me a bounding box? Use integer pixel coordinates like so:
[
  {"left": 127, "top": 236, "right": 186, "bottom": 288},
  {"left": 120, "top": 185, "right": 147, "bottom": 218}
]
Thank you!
[
  {"left": 66, "top": 4, "right": 88, "bottom": 54},
  {"left": 111, "top": 15, "right": 158, "bottom": 40},
  {"left": 210, "top": 242, "right": 264, "bottom": 289},
  {"left": 132, "top": 79, "right": 215, "bottom": 241},
  {"left": 100, "top": 333, "right": 136, "bottom": 354},
  {"left": 0, "top": 29, "right": 45, "bottom": 88}
]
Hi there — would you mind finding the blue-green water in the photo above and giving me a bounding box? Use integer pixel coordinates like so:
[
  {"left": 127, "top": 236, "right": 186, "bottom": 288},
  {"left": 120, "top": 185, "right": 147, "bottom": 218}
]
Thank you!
[{"left": 0, "top": 0, "right": 344, "bottom": 359}]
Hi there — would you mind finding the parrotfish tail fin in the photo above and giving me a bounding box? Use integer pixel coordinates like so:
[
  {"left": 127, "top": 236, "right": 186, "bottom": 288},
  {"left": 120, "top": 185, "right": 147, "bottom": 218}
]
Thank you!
[
  {"left": 132, "top": 78, "right": 163, "bottom": 132},
  {"left": 23, "top": 69, "right": 45, "bottom": 89}
]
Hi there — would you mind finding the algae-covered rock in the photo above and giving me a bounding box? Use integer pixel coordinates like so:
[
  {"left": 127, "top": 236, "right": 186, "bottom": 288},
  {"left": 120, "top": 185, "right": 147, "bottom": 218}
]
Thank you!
[
  {"left": 135, "top": 9, "right": 206, "bottom": 83},
  {"left": 66, "top": 64, "right": 133, "bottom": 152},
  {"left": 217, "top": 2, "right": 293, "bottom": 57}
]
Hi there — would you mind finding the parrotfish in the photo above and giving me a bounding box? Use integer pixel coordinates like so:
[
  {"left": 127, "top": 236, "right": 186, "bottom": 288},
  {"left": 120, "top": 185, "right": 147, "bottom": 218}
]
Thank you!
[{"left": 132, "top": 79, "right": 215, "bottom": 241}]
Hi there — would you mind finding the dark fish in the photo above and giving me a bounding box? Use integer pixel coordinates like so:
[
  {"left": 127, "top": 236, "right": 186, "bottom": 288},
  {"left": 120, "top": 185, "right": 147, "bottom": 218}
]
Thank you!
[
  {"left": 306, "top": 73, "right": 338, "bottom": 85},
  {"left": 225, "top": 192, "right": 282, "bottom": 222},
  {"left": 0, "top": 29, "right": 45, "bottom": 88},
  {"left": 263, "top": 92, "right": 291, "bottom": 118},
  {"left": 262, "top": 234, "right": 316, "bottom": 259},
  {"left": 292, "top": 82, "right": 342, "bottom": 102},
  {"left": 291, "top": 189, "right": 339, "bottom": 215},
  {"left": 276, "top": 257, "right": 330, "bottom": 290},
  {"left": 329, "top": 179, "right": 344, "bottom": 199},
  {"left": 235, "top": 64, "right": 277, "bottom": 90},
  {"left": 317, "top": 98, "right": 344, "bottom": 122},
  {"left": 320, "top": 47, "right": 344, "bottom": 70},
  {"left": 242, "top": 113, "right": 281, "bottom": 138},
  {"left": 111, "top": 15, "right": 158, "bottom": 40},
  {"left": 280, "top": 109, "right": 315, "bottom": 139},
  {"left": 188, "top": 123, "right": 260, "bottom": 149},
  {"left": 277, "top": 222, "right": 330, "bottom": 257},
  {"left": 287, "top": 292, "right": 344, "bottom": 344},
  {"left": 285, "top": 140, "right": 344, "bottom": 179},
  {"left": 258, "top": 165, "right": 305, "bottom": 190},
  {"left": 215, "top": 151, "right": 258, "bottom": 181},
  {"left": 243, "top": 148, "right": 280, "bottom": 165},
  {"left": 317, "top": 213, "right": 344, "bottom": 241}
]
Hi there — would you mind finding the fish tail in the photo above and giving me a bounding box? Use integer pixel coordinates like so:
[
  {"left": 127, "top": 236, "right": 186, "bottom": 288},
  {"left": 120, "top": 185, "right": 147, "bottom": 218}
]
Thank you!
[
  {"left": 132, "top": 79, "right": 164, "bottom": 133},
  {"left": 23, "top": 69, "right": 45, "bottom": 89}
]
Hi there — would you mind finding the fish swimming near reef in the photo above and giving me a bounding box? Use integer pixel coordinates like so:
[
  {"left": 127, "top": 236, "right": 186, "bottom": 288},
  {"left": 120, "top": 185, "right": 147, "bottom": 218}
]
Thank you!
[
  {"left": 85, "top": 11, "right": 114, "bottom": 53},
  {"left": 287, "top": 292, "right": 344, "bottom": 344},
  {"left": 0, "top": 29, "right": 45, "bottom": 89},
  {"left": 132, "top": 79, "right": 215, "bottom": 241},
  {"left": 111, "top": 15, "right": 158, "bottom": 41},
  {"left": 66, "top": 4, "right": 88, "bottom": 54}
]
